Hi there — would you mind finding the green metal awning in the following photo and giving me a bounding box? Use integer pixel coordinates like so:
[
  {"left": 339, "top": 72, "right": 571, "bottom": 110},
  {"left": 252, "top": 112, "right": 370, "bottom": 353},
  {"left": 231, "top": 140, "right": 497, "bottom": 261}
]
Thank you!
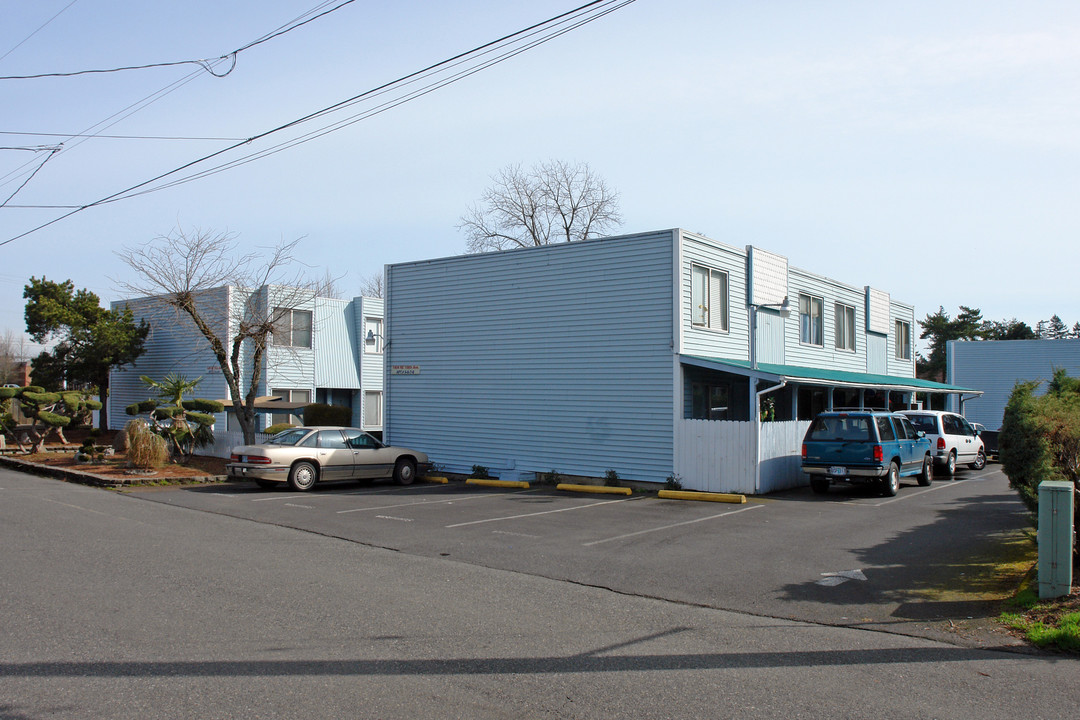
[{"left": 681, "top": 355, "right": 981, "bottom": 395}]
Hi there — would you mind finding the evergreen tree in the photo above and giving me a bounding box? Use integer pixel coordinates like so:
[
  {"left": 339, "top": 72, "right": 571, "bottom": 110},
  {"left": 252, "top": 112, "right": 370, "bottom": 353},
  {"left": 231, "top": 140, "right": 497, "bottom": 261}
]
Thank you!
[
  {"left": 917, "top": 305, "right": 982, "bottom": 380},
  {"left": 24, "top": 278, "right": 149, "bottom": 430},
  {"left": 1072, "top": 322, "right": 1080, "bottom": 339},
  {"left": 1047, "top": 314, "right": 1068, "bottom": 339},
  {"left": 980, "top": 318, "right": 1036, "bottom": 340}
]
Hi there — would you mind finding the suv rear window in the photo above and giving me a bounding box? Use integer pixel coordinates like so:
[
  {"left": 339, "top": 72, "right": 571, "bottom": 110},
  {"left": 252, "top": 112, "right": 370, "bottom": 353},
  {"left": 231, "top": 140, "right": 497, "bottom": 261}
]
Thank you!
[{"left": 807, "top": 415, "right": 872, "bottom": 442}]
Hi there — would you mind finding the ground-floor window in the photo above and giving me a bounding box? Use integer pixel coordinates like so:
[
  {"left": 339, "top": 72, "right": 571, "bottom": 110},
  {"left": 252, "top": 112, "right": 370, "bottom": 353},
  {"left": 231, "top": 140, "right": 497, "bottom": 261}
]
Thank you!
[
  {"left": 364, "top": 390, "right": 383, "bottom": 427},
  {"left": 691, "top": 382, "right": 731, "bottom": 420},
  {"left": 797, "top": 386, "right": 828, "bottom": 421},
  {"left": 271, "top": 388, "right": 310, "bottom": 426}
]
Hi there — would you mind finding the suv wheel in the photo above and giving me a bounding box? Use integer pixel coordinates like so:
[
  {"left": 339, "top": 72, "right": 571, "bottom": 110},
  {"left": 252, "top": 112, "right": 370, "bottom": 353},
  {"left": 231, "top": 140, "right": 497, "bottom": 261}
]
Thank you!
[
  {"left": 969, "top": 449, "right": 986, "bottom": 471},
  {"left": 810, "top": 477, "right": 829, "bottom": 495},
  {"left": 881, "top": 462, "right": 900, "bottom": 497},
  {"left": 917, "top": 456, "right": 933, "bottom": 487},
  {"left": 943, "top": 451, "right": 957, "bottom": 477}
]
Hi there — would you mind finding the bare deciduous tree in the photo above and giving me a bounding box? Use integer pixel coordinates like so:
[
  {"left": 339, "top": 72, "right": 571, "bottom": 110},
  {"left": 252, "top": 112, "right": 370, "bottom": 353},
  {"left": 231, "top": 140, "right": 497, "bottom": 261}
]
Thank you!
[
  {"left": 459, "top": 160, "right": 622, "bottom": 253},
  {"left": 0, "top": 329, "right": 28, "bottom": 385},
  {"left": 115, "top": 227, "right": 329, "bottom": 444},
  {"left": 359, "top": 272, "right": 384, "bottom": 299}
]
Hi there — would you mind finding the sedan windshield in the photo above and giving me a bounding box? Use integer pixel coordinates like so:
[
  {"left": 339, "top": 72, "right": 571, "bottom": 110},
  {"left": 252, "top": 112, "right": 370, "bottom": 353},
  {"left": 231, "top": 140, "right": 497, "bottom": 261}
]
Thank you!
[{"left": 268, "top": 428, "right": 311, "bottom": 446}]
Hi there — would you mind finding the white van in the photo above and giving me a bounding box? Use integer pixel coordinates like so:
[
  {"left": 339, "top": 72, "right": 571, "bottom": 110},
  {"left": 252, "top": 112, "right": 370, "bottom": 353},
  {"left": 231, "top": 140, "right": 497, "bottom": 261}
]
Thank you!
[{"left": 899, "top": 410, "right": 986, "bottom": 475}]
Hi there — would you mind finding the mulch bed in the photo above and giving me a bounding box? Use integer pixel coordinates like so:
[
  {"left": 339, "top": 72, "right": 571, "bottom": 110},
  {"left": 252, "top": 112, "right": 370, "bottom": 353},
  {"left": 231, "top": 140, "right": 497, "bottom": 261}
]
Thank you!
[{"left": 1, "top": 444, "right": 229, "bottom": 487}]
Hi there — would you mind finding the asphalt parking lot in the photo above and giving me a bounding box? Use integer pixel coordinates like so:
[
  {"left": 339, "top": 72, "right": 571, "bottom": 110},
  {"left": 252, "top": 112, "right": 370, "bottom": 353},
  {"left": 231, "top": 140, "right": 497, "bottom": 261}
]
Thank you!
[{"left": 128, "top": 462, "right": 1029, "bottom": 647}]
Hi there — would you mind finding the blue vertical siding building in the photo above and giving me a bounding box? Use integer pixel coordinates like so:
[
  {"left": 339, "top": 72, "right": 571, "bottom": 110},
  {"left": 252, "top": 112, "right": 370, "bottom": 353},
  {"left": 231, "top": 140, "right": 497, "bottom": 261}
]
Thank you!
[{"left": 385, "top": 229, "right": 974, "bottom": 494}]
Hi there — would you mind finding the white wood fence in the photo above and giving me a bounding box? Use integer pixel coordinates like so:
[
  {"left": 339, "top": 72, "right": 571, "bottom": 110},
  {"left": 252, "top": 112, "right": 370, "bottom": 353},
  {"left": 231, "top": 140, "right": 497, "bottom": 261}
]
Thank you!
[
  {"left": 194, "top": 430, "right": 273, "bottom": 459},
  {"left": 674, "top": 419, "right": 811, "bottom": 495}
]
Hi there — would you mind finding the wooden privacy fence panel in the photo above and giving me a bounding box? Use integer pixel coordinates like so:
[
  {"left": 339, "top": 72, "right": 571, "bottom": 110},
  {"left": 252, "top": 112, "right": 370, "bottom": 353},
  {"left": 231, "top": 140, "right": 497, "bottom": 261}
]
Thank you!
[
  {"left": 758, "top": 420, "right": 811, "bottom": 494},
  {"left": 674, "top": 419, "right": 755, "bottom": 494},
  {"left": 674, "top": 419, "right": 810, "bottom": 495}
]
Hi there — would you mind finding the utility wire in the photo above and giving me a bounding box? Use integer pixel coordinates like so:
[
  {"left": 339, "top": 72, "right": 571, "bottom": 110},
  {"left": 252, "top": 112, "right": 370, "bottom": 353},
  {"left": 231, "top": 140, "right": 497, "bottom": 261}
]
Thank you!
[
  {"left": 0, "top": 0, "right": 344, "bottom": 189},
  {"left": 0, "top": 0, "right": 357, "bottom": 81},
  {"left": 128, "top": 1, "right": 636, "bottom": 197},
  {"left": 0, "top": 0, "right": 81, "bottom": 63},
  {"left": 0, "top": 131, "right": 249, "bottom": 141},
  {"left": 1, "top": 146, "right": 61, "bottom": 208},
  {"left": 0, "top": 0, "right": 635, "bottom": 245}
]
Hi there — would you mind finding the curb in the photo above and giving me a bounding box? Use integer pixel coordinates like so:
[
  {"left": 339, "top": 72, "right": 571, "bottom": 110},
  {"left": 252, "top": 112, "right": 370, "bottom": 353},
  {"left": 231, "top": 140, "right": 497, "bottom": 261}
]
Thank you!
[
  {"left": 420, "top": 475, "right": 449, "bottom": 484},
  {"left": 556, "top": 483, "right": 633, "bottom": 496},
  {"left": 465, "top": 478, "right": 530, "bottom": 489},
  {"left": 658, "top": 489, "right": 747, "bottom": 504}
]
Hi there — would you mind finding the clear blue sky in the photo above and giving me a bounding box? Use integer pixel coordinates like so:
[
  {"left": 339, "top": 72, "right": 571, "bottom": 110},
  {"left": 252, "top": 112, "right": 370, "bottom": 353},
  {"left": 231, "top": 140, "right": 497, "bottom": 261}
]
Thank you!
[{"left": 2, "top": 0, "right": 1078, "bottom": 355}]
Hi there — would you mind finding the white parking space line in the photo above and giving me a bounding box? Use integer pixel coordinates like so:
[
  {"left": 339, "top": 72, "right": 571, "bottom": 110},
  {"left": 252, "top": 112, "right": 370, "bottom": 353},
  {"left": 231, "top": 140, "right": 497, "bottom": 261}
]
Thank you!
[
  {"left": 582, "top": 503, "right": 764, "bottom": 546},
  {"left": 283, "top": 503, "right": 314, "bottom": 509},
  {"left": 492, "top": 530, "right": 541, "bottom": 539},
  {"left": 445, "top": 496, "right": 644, "bottom": 529},
  {"left": 335, "top": 490, "right": 527, "bottom": 515}
]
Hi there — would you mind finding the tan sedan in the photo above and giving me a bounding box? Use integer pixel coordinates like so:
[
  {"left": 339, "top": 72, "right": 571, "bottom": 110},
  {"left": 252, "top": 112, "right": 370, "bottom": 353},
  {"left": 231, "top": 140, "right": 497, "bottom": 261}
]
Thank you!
[{"left": 227, "top": 426, "right": 431, "bottom": 491}]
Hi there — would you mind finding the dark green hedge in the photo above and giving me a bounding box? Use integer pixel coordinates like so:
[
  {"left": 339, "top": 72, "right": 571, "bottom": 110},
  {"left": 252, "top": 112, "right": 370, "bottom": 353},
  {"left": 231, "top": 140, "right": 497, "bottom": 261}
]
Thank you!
[{"left": 302, "top": 403, "right": 351, "bottom": 427}]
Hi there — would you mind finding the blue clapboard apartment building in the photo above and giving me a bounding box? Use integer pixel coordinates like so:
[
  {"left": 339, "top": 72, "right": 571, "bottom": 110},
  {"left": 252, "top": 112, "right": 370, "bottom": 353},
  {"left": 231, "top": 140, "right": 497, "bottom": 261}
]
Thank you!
[
  {"left": 109, "top": 287, "right": 385, "bottom": 446},
  {"left": 948, "top": 338, "right": 1080, "bottom": 431},
  {"left": 383, "top": 229, "right": 975, "bottom": 494}
]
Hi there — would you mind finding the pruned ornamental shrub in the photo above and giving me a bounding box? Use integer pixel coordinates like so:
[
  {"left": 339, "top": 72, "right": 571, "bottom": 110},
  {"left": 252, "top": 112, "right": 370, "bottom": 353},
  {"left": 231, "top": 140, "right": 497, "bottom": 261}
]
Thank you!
[
  {"left": 126, "top": 374, "right": 221, "bottom": 461},
  {"left": 263, "top": 423, "right": 295, "bottom": 436},
  {"left": 4, "top": 386, "right": 99, "bottom": 453}
]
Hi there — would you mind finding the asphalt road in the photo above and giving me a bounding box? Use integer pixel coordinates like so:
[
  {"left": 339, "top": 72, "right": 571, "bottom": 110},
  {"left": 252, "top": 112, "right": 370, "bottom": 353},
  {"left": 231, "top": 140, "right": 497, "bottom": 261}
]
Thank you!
[
  {"left": 2, "top": 465, "right": 1077, "bottom": 719},
  {"left": 133, "top": 463, "right": 1030, "bottom": 645}
]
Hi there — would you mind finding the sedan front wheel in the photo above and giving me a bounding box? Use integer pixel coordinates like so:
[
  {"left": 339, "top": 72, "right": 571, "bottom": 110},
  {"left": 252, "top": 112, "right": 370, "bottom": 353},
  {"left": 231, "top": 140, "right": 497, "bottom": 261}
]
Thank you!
[{"left": 394, "top": 458, "right": 416, "bottom": 485}]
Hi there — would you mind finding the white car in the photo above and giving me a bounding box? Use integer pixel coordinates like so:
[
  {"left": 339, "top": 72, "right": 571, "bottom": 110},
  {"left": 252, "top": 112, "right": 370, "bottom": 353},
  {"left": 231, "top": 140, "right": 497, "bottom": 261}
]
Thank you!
[{"left": 899, "top": 410, "right": 985, "bottom": 475}]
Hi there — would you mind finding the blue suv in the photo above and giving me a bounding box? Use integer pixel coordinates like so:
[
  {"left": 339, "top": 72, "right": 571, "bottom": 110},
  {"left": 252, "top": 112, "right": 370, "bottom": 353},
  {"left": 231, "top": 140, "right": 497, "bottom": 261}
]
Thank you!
[{"left": 801, "top": 411, "right": 933, "bottom": 497}]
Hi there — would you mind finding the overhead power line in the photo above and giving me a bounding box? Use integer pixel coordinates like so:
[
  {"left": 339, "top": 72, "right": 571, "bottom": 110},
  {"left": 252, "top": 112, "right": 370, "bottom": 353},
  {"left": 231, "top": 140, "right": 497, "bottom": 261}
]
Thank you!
[
  {"left": 0, "top": 131, "right": 249, "bottom": 142},
  {"left": 0, "top": 0, "right": 357, "bottom": 81},
  {"left": 0, "top": 0, "right": 636, "bottom": 245},
  {"left": 0, "top": 0, "right": 81, "bottom": 63},
  {"left": 0, "top": 0, "right": 343, "bottom": 192}
]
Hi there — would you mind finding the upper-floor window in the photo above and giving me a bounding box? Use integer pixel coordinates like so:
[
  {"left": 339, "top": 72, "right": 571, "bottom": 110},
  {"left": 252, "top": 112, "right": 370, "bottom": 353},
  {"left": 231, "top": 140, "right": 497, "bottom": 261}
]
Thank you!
[
  {"left": 895, "top": 320, "right": 911, "bottom": 360},
  {"left": 272, "top": 308, "right": 312, "bottom": 348},
  {"left": 690, "top": 264, "right": 729, "bottom": 332},
  {"left": 799, "top": 294, "right": 823, "bottom": 346},
  {"left": 364, "top": 317, "right": 382, "bottom": 354},
  {"left": 834, "top": 302, "right": 856, "bottom": 351}
]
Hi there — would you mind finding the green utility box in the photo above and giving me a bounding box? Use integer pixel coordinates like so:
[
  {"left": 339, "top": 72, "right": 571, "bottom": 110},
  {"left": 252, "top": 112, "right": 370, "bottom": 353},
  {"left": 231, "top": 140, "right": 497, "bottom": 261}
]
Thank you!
[{"left": 1037, "top": 480, "right": 1075, "bottom": 599}]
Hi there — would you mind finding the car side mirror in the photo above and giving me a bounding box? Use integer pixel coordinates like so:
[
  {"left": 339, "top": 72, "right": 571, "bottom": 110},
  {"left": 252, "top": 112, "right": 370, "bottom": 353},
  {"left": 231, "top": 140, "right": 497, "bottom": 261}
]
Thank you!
[{"left": 916, "top": 430, "right": 925, "bottom": 438}]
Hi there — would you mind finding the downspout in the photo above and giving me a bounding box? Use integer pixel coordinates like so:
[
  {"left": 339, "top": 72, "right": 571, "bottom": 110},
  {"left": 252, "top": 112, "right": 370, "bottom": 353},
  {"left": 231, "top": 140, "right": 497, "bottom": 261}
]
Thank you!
[{"left": 753, "top": 378, "right": 788, "bottom": 494}]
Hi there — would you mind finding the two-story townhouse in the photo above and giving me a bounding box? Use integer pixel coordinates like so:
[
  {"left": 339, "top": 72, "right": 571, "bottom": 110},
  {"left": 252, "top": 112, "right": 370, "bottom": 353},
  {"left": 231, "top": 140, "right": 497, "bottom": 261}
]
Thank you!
[
  {"left": 108, "top": 286, "right": 384, "bottom": 448},
  {"left": 383, "top": 229, "right": 976, "bottom": 494}
]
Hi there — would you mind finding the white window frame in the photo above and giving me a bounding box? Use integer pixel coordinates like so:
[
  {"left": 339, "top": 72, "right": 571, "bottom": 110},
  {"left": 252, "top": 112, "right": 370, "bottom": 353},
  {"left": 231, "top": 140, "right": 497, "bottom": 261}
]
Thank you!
[
  {"left": 834, "top": 302, "right": 856, "bottom": 352},
  {"left": 690, "top": 263, "right": 729, "bottom": 332},
  {"left": 799, "top": 293, "right": 824, "bottom": 347},
  {"left": 364, "top": 317, "right": 382, "bottom": 354},
  {"left": 364, "top": 390, "right": 383, "bottom": 427},
  {"left": 895, "top": 320, "right": 912, "bottom": 360},
  {"left": 272, "top": 308, "right": 313, "bottom": 348}
]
